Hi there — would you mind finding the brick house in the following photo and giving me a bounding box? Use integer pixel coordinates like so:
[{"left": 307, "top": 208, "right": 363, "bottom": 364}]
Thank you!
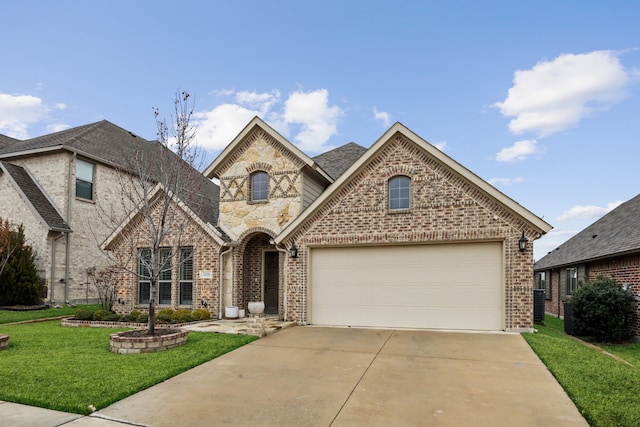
[
  {"left": 0, "top": 120, "right": 218, "bottom": 304},
  {"left": 534, "top": 193, "right": 640, "bottom": 337},
  {"left": 107, "top": 117, "right": 551, "bottom": 331}
]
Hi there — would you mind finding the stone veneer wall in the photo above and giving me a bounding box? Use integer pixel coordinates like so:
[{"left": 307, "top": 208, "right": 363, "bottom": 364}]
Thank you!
[
  {"left": 216, "top": 129, "right": 305, "bottom": 241},
  {"left": 109, "top": 197, "right": 221, "bottom": 317},
  {"left": 284, "top": 133, "right": 539, "bottom": 331}
]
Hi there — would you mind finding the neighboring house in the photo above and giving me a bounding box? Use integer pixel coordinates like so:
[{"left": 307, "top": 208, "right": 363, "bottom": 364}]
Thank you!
[
  {"left": 534, "top": 194, "right": 640, "bottom": 337},
  {"left": 106, "top": 117, "right": 551, "bottom": 332},
  {"left": 0, "top": 120, "right": 218, "bottom": 304}
]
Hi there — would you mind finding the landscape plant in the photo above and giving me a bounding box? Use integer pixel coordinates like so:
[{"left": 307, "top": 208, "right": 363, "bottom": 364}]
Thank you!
[
  {"left": 0, "top": 320, "right": 256, "bottom": 414},
  {"left": 570, "top": 276, "right": 635, "bottom": 342},
  {"left": 0, "top": 223, "right": 42, "bottom": 306}
]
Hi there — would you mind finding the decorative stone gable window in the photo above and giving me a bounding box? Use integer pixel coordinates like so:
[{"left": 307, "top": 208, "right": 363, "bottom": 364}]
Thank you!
[
  {"left": 76, "top": 159, "right": 95, "bottom": 200},
  {"left": 389, "top": 175, "right": 411, "bottom": 211},
  {"left": 250, "top": 171, "right": 269, "bottom": 202}
]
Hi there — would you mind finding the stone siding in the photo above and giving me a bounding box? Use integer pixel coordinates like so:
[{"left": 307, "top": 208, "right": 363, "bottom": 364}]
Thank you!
[
  {"left": 283, "top": 133, "right": 539, "bottom": 330},
  {"left": 217, "top": 129, "right": 305, "bottom": 239}
]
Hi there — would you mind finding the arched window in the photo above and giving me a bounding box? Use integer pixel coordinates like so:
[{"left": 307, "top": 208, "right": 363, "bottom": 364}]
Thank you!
[
  {"left": 251, "top": 171, "right": 269, "bottom": 201},
  {"left": 389, "top": 175, "right": 411, "bottom": 210}
]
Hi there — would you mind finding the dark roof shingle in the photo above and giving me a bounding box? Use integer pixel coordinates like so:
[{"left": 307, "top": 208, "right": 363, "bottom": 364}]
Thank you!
[
  {"left": 0, "top": 161, "right": 71, "bottom": 232},
  {"left": 313, "top": 142, "right": 367, "bottom": 180},
  {"left": 0, "top": 120, "right": 221, "bottom": 228},
  {"left": 535, "top": 193, "right": 640, "bottom": 270}
]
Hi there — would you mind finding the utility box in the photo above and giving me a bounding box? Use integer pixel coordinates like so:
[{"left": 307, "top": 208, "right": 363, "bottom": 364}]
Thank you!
[
  {"left": 533, "top": 289, "right": 545, "bottom": 325},
  {"left": 564, "top": 302, "right": 574, "bottom": 335}
]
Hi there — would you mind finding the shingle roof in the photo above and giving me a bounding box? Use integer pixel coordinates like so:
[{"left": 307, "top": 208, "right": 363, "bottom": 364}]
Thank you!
[
  {"left": 0, "top": 161, "right": 71, "bottom": 232},
  {"left": 535, "top": 193, "right": 640, "bottom": 270},
  {"left": 0, "top": 134, "right": 20, "bottom": 149},
  {"left": 0, "top": 120, "right": 221, "bottom": 227},
  {"left": 312, "top": 142, "right": 367, "bottom": 180}
]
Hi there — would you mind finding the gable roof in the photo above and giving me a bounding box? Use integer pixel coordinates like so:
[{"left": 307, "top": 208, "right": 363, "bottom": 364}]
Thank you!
[
  {"left": 203, "top": 116, "right": 333, "bottom": 183},
  {"left": 0, "top": 134, "right": 20, "bottom": 149},
  {"left": 0, "top": 120, "right": 221, "bottom": 227},
  {"left": 276, "top": 122, "right": 552, "bottom": 244},
  {"left": 102, "top": 183, "right": 226, "bottom": 250},
  {"left": 312, "top": 142, "right": 368, "bottom": 180},
  {"left": 0, "top": 161, "right": 71, "bottom": 232},
  {"left": 535, "top": 193, "right": 640, "bottom": 270}
]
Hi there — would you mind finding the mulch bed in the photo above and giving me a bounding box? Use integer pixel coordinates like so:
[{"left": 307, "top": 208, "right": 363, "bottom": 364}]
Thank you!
[{"left": 116, "top": 328, "right": 179, "bottom": 338}]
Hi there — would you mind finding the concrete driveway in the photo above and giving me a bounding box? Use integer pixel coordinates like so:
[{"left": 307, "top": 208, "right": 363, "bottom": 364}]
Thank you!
[{"left": 90, "top": 326, "right": 586, "bottom": 427}]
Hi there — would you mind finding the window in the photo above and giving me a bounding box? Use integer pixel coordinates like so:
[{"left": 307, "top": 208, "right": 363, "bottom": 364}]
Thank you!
[
  {"left": 76, "top": 159, "right": 94, "bottom": 200},
  {"left": 158, "top": 248, "right": 172, "bottom": 305},
  {"left": 538, "top": 271, "right": 551, "bottom": 300},
  {"left": 138, "top": 249, "right": 151, "bottom": 304},
  {"left": 389, "top": 176, "right": 411, "bottom": 210},
  {"left": 251, "top": 171, "right": 268, "bottom": 201},
  {"left": 566, "top": 268, "right": 578, "bottom": 295},
  {"left": 179, "top": 247, "right": 193, "bottom": 305}
]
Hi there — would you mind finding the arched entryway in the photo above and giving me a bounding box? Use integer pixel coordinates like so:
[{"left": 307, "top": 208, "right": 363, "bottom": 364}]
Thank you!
[{"left": 238, "top": 231, "right": 282, "bottom": 316}]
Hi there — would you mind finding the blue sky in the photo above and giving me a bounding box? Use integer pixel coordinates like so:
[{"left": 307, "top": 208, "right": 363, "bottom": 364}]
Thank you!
[{"left": 1, "top": 1, "right": 639, "bottom": 260}]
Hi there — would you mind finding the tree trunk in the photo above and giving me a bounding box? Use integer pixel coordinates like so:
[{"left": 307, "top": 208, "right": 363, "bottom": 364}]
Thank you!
[{"left": 148, "top": 282, "right": 156, "bottom": 335}]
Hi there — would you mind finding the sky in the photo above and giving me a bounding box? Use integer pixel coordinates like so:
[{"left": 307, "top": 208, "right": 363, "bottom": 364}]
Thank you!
[{"left": 1, "top": 0, "right": 639, "bottom": 260}]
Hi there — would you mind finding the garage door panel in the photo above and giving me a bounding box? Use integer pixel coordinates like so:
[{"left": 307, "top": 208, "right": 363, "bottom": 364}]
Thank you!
[{"left": 310, "top": 243, "right": 503, "bottom": 330}]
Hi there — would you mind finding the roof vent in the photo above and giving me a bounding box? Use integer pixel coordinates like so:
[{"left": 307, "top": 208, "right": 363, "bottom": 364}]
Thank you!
[{"left": 592, "top": 234, "right": 598, "bottom": 238}]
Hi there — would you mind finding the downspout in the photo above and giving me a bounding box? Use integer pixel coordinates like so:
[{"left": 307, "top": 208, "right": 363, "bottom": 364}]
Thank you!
[
  {"left": 50, "top": 232, "right": 66, "bottom": 303},
  {"left": 218, "top": 244, "right": 233, "bottom": 320},
  {"left": 65, "top": 153, "right": 76, "bottom": 303},
  {"left": 275, "top": 243, "right": 289, "bottom": 321}
]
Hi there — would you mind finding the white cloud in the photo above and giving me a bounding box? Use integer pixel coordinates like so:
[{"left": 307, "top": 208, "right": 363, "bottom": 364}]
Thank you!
[
  {"left": 0, "top": 92, "right": 48, "bottom": 138},
  {"left": 373, "top": 107, "right": 391, "bottom": 127},
  {"left": 282, "top": 89, "right": 342, "bottom": 153},
  {"left": 556, "top": 200, "right": 623, "bottom": 221},
  {"left": 494, "top": 50, "right": 631, "bottom": 137},
  {"left": 193, "top": 103, "right": 259, "bottom": 150},
  {"left": 488, "top": 177, "right": 524, "bottom": 186},
  {"left": 495, "top": 139, "right": 540, "bottom": 162},
  {"left": 432, "top": 140, "right": 447, "bottom": 151},
  {"left": 195, "top": 88, "right": 343, "bottom": 154}
]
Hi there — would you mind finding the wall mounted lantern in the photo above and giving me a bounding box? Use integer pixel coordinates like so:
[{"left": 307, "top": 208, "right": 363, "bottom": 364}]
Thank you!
[
  {"left": 289, "top": 243, "right": 298, "bottom": 258},
  {"left": 518, "top": 231, "right": 528, "bottom": 253}
]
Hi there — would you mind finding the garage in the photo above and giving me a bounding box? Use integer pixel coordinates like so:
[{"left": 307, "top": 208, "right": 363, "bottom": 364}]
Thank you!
[{"left": 309, "top": 242, "right": 503, "bottom": 330}]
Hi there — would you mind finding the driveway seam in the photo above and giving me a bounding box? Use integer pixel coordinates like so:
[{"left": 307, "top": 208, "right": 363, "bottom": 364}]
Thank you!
[{"left": 329, "top": 329, "right": 397, "bottom": 426}]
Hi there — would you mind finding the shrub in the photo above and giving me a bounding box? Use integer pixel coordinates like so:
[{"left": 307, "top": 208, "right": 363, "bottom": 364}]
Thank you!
[
  {"left": 571, "top": 276, "right": 635, "bottom": 342},
  {"left": 191, "top": 308, "right": 211, "bottom": 321},
  {"left": 156, "top": 308, "right": 175, "bottom": 323},
  {"left": 0, "top": 222, "right": 41, "bottom": 306},
  {"left": 92, "top": 309, "right": 111, "bottom": 321},
  {"left": 136, "top": 313, "right": 148, "bottom": 324},
  {"left": 74, "top": 309, "right": 94, "bottom": 320},
  {"left": 121, "top": 313, "right": 138, "bottom": 322},
  {"left": 103, "top": 312, "right": 121, "bottom": 322},
  {"left": 172, "top": 309, "right": 193, "bottom": 323}
]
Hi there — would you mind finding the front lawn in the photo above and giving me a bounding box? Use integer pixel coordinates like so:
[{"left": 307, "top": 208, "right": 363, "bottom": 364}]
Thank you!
[
  {"left": 0, "top": 304, "right": 100, "bottom": 324},
  {"left": 0, "top": 320, "right": 256, "bottom": 414},
  {"left": 523, "top": 315, "right": 640, "bottom": 427}
]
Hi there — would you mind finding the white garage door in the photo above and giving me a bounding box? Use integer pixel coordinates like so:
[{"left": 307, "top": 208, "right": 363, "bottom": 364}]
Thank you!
[{"left": 310, "top": 242, "right": 503, "bottom": 330}]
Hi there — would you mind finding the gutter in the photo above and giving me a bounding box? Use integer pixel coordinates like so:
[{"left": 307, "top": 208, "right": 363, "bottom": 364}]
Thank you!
[
  {"left": 218, "top": 244, "right": 234, "bottom": 319},
  {"left": 64, "top": 153, "right": 76, "bottom": 303}
]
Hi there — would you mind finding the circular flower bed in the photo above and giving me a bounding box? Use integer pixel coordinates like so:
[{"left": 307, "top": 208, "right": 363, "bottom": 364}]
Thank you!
[
  {"left": 0, "top": 334, "right": 9, "bottom": 351},
  {"left": 109, "top": 328, "right": 188, "bottom": 354}
]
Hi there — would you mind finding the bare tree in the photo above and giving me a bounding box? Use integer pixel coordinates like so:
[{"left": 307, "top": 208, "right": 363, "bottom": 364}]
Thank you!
[
  {"left": 100, "top": 91, "right": 206, "bottom": 335},
  {"left": 0, "top": 217, "right": 19, "bottom": 277},
  {"left": 87, "top": 266, "right": 119, "bottom": 311}
]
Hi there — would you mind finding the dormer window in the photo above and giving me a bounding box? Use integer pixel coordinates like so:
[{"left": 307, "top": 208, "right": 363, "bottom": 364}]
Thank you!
[
  {"left": 389, "top": 175, "right": 410, "bottom": 210},
  {"left": 251, "top": 171, "right": 269, "bottom": 202}
]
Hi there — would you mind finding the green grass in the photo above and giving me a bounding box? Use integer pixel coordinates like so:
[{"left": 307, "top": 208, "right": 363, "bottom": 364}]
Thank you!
[
  {"left": 0, "top": 304, "right": 100, "bottom": 324},
  {"left": 0, "top": 320, "right": 256, "bottom": 414},
  {"left": 524, "top": 315, "right": 640, "bottom": 427}
]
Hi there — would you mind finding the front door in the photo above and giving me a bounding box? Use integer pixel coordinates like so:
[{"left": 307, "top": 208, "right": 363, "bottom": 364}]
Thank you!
[{"left": 264, "top": 251, "right": 279, "bottom": 314}]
